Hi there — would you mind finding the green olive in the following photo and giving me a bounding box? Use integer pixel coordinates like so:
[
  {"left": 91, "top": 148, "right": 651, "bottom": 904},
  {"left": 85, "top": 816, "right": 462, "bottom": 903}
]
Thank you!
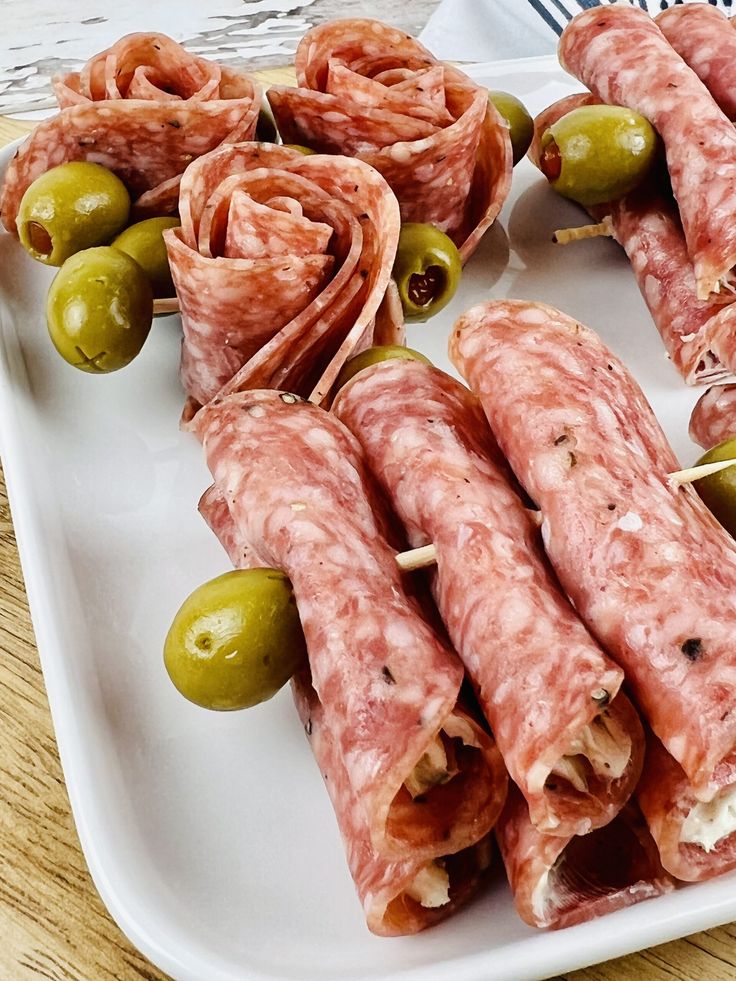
[
  {"left": 540, "top": 105, "right": 658, "bottom": 207},
  {"left": 17, "top": 162, "right": 130, "bottom": 266},
  {"left": 256, "top": 106, "right": 278, "bottom": 143},
  {"left": 46, "top": 246, "right": 153, "bottom": 373},
  {"left": 693, "top": 438, "right": 736, "bottom": 538},
  {"left": 335, "top": 345, "right": 431, "bottom": 391},
  {"left": 488, "top": 91, "right": 533, "bottom": 166},
  {"left": 392, "top": 223, "right": 462, "bottom": 322},
  {"left": 112, "top": 217, "right": 180, "bottom": 299},
  {"left": 283, "top": 144, "right": 316, "bottom": 155},
  {"left": 164, "top": 569, "right": 308, "bottom": 711}
]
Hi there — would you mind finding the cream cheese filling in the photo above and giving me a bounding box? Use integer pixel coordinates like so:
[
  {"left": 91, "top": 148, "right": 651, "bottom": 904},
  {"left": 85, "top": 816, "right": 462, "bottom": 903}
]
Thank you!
[
  {"left": 405, "top": 861, "right": 451, "bottom": 909},
  {"left": 681, "top": 784, "right": 736, "bottom": 853},
  {"left": 549, "top": 710, "right": 632, "bottom": 794},
  {"left": 404, "top": 731, "right": 458, "bottom": 799}
]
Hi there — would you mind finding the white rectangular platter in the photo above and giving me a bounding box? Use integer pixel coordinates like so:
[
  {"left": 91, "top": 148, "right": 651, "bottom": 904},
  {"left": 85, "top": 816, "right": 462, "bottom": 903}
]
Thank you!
[{"left": 1, "top": 54, "right": 734, "bottom": 981}]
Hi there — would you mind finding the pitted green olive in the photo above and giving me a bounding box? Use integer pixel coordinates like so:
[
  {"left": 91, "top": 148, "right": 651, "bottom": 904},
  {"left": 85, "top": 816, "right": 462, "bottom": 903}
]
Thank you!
[
  {"left": 18, "top": 162, "right": 130, "bottom": 266},
  {"left": 283, "top": 144, "right": 316, "bottom": 155},
  {"left": 489, "top": 91, "right": 533, "bottom": 166},
  {"left": 335, "top": 345, "right": 431, "bottom": 391},
  {"left": 393, "top": 223, "right": 462, "bottom": 321},
  {"left": 112, "top": 217, "right": 180, "bottom": 298},
  {"left": 164, "top": 569, "right": 308, "bottom": 711},
  {"left": 693, "top": 437, "right": 736, "bottom": 538},
  {"left": 256, "top": 106, "right": 278, "bottom": 143}
]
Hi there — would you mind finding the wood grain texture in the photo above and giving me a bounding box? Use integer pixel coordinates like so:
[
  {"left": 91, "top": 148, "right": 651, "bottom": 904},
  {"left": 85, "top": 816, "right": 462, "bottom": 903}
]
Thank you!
[{"left": 1, "top": 13, "right": 736, "bottom": 981}]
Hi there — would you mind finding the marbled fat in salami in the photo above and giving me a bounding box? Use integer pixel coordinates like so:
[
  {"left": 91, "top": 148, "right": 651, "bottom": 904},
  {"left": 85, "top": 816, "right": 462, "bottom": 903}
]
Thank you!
[
  {"left": 0, "top": 33, "right": 260, "bottom": 233},
  {"left": 497, "top": 786, "right": 673, "bottom": 930},
  {"left": 167, "top": 143, "right": 401, "bottom": 416},
  {"left": 267, "top": 19, "right": 512, "bottom": 262},
  {"left": 334, "top": 359, "right": 643, "bottom": 838},
  {"left": 559, "top": 6, "right": 736, "bottom": 302},
  {"left": 690, "top": 385, "right": 736, "bottom": 449},
  {"left": 530, "top": 95, "right": 736, "bottom": 386},
  {"left": 194, "top": 389, "right": 507, "bottom": 862},
  {"left": 450, "top": 300, "right": 736, "bottom": 802},
  {"left": 657, "top": 5, "right": 736, "bottom": 121}
]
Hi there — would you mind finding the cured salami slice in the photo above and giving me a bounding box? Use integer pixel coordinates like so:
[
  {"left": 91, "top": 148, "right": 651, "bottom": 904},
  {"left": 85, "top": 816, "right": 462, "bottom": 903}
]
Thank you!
[
  {"left": 638, "top": 735, "right": 736, "bottom": 882},
  {"left": 0, "top": 33, "right": 260, "bottom": 233},
  {"left": 559, "top": 6, "right": 736, "bottom": 303},
  {"left": 334, "top": 359, "right": 643, "bottom": 838},
  {"left": 450, "top": 299, "right": 736, "bottom": 802},
  {"left": 656, "top": 5, "right": 736, "bottom": 121},
  {"left": 167, "top": 143, "right": 402, "bottom": 415},
  {"left": 194, "top": 389, "right": 507, "bottom": 862},
  {"left": 530, "top": 95, "right": 736, "bottom": 386},
  {"left": 690, "top": 385, "right": 736, "bottom": 450},
  {"left": 497, "top": 785, "right": 673, "bottom": 930},
  {"left": 267, "top": 19, "right": 512, "bottom": 262}
]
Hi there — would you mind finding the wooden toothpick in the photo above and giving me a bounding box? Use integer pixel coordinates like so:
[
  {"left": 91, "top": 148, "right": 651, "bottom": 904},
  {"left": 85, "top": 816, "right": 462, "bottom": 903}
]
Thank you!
[
  {"left": 395, "top": 543, "right": 438, "bottom": 572},
  {"left": 668, "top": 458, "right": 736, "bottom": 488},
  {"left": 553, "top": 217, "right": 614, "bottom": 246},
  {"left": 153, "top": 297, "right": 180, "bottom": 315}
]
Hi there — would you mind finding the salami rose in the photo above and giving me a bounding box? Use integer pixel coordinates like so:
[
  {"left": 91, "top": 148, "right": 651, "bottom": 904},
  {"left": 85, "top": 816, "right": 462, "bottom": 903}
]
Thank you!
[
  {"left": 194, "top": 389, "right": 507, "bottom": 863},
  {"left": 530, "top": 95, "right": 736, "bottom": 386},
  {"left": 166, "top": 143, "right": 402, "bottom": 416},
  {"left": 497, "top": 786, "right": 673, "bottom": 929},
  {"left": 450, "top": 299, "right": 736, "bottom": 803},
  {"left": 690, "top": 385, "right": 736, "bottom": 449},
  {"left": 267, "top": 19, "right": 512, "bottom": 262},
  {"left": 0, "top": 33, "right": 260, "bottom": 233},
  {"left": 559, "top": 6, "right": 736, "bottom": 303},
  {"left": 334, "top": 359, "right": 644, "bottom": 838}
]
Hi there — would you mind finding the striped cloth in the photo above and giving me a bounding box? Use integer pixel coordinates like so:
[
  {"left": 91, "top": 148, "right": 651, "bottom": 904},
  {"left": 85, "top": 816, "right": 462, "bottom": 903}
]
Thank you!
[{"left": 529, "top": 0, "right": 731, "bottom": 37}]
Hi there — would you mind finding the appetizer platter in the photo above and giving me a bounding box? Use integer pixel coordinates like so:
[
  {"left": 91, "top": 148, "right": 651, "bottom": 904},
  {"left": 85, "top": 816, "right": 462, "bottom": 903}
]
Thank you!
[{"left": 4, "top": 8, "right": 736, "bottom": 980}]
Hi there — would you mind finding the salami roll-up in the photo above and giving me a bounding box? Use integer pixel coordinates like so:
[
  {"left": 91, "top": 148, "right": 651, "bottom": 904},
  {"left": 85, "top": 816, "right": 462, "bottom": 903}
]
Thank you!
[
  {"left": 194, "top": 389, "right": 507, "bottom": 862},
  {"left": 530, "top": 95, "right": 736, "bottom": 386},
  {"left": 450, "top": 299, "right": 736, "bottom": 802},
  {"left": 0, "top": 33, "right": 260, "bottom": 232},
  {"left": 334, "top": 359, "right": 643, "bottom": 838},
  {"left": 267, "top": 19, "right": 512, "bottom": 262},
  {"left": 497, "top": 785, "right": 673, "bottom": 930},
  {"left": 559, "top": 6, "right": 736, "bottom": 303},
  {"left": 656, "top": 5, "right": 736, "bottom": 121},
  {"left": 690, "top": 385, "right": 736, "bottom": 449},
  {"left": 166, "top": 143, "right": 402, "bottom": 415}
]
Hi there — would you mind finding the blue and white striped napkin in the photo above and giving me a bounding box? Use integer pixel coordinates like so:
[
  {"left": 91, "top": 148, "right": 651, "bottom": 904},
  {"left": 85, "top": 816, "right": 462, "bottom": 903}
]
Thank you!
[{"left": 419, "top": 0, "right": 732, "bottom": 62}]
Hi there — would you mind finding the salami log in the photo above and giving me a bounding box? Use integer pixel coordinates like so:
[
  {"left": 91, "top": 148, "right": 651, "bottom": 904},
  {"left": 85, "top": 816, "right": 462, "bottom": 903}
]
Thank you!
[
  {"left": 334, "top": 359, "right": 643, "bottom": 838},
  {"left": 656, "top": 5, "right": 736, "bottom": 121},
  {"left": 194, "top": 389, "right": 507, "bottom": 862},
  {"left": 167, "top": 143, "right": 402, "bottom": 416},
  {"left": 497, "top": 785, "right": 673, "bottom": 929},
  {"left": 450, "top": 299, "right": 736, "bottom": 802},
  {"left": 531, "top": 95, "right": 736, "bottom": 386},
  {"left": 690, "top": 385, "right": 736, "bottom": 450},
  {"left": 559, "top": 6, "right": 736, "bottom": 303},
  {"left": 267, "top": 19, "right": 512, "bottom": 262},
  {"left": 0, "top": 33, "right": 260, "bottom": 232}
]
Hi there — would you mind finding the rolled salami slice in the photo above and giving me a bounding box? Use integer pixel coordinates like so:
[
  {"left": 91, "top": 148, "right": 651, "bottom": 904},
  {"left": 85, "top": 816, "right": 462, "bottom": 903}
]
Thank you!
[
  {"left": 497, "top": 785, "right": 674, "bottom": 930},
  {"left": 450, "top": 299, "right": 736, "bottom": 801},
  {"left": 656, "top": 5, "right": 736, "bottom": 121},
  {"left": 531, "top": 95, "right": 736, "bottom": 386},
  {"left": 559, "top": 5, "right": 736, "bottom": 302},
  {"left": 638, "top": 735, "right": 736, "bottom": 882},
  {"left": 690, "top": 385, "right": 736, "bottom": 449},
  {"left": 0, "top": 33, "right": 260, "bottom": 233},
  {"left": 167, "top": 143, "right": 402, "bottom": 415},
  {"left": 194, "top": 389, "right": 507, "bottom": 862},
  {"left": 334, "top": 359, "right": 643, "bottom": 838},
  {"left": 267, "top": 19, "right": 512, "bottom": 262}
]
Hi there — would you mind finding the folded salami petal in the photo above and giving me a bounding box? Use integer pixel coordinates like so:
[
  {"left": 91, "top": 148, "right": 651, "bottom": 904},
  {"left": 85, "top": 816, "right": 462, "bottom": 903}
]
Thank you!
[
  {"left": 656, "top": 5, "right": 736, "bottom": 121},
  {"left": 690, "top": 385, "right": 736, "bottom": 449},
  {"left": 559, "top": 6, "right": 736, "bottom": 302},
  {"left": 638, "top": 735, "right": 736, "bottom": 882},
  {"left": 531, "top": 95, "right": 736, "bottom": 386},
  {"left": 334, "top": 359, "right": 643, "bottom": 838},
  {"left": 167, "top": 143, "right": 402, "bottom": 413},
  {"left": 267, "top": 19, "right": 512, "bottom": 262},
  {"left": 194, "top": 389, "right": 507, "bottom": 862},
  {"left": 450, "top": 299, "right": 736, "bottom": 800},
  {"left": 497, "top": 785, "right": 674, "bottom": 930},
  {"left": 0, "top": 33, "right": 260, "bottom": 234}
]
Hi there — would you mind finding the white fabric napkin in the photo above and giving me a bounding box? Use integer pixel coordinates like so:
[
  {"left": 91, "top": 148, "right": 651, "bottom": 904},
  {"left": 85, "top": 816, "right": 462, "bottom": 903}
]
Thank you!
[{"left": 419, "top": 0, "right": 732, "bottom": 63}]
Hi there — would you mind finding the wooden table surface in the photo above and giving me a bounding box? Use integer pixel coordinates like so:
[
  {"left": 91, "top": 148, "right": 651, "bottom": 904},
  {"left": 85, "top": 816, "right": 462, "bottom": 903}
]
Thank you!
[{"left": 2, "top": 20, "right": 736, "bottom": 981}]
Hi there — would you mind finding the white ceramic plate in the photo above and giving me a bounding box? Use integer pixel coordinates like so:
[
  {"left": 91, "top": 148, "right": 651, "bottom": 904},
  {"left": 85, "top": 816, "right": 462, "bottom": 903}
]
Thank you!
[{"left": 1, "top": 55, "right": 735, "bottom": 981}]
